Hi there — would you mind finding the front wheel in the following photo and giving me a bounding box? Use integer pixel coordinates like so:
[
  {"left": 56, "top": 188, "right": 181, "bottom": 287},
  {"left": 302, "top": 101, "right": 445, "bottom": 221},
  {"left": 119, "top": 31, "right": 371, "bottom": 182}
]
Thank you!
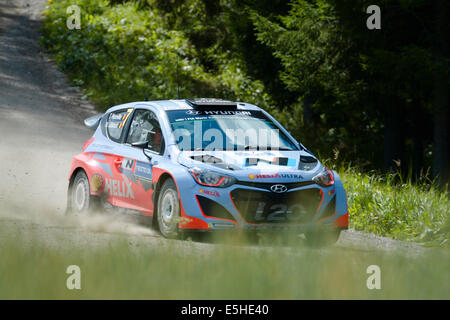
[
  {"left": 157, "top": 179, "right": 181, "bottom": 239},
  {"left": 304, "top": 228, "right": 342, "bottom": 247}
]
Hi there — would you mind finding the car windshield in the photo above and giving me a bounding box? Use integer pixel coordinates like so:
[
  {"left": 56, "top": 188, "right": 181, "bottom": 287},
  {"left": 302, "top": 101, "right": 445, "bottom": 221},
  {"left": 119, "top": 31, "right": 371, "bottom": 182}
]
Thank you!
[{"left": 166, "top": 109, "right": 298, "bottom": 151}]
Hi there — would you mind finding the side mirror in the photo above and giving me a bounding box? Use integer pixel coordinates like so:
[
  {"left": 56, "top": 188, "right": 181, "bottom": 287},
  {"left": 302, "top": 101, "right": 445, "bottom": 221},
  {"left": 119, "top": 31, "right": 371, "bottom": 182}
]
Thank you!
[
  {"left": 131, "top": 141, "right": 150, "bottom": 149},
  {"left": 84, "top": 113, "right": 104, "bottom": 130},
  {"left": 132, "top": 141, "right": 153, "bottom": 161}
]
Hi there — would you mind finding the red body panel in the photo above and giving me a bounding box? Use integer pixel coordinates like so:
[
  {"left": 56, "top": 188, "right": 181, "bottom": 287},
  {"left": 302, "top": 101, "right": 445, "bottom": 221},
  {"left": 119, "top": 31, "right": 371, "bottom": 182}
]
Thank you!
[
  {"left": 69, "top": 151, "right": 154, "bottom": 216},
  {"left": 333, "top": 212, "right": 349, "bottom": 229}
]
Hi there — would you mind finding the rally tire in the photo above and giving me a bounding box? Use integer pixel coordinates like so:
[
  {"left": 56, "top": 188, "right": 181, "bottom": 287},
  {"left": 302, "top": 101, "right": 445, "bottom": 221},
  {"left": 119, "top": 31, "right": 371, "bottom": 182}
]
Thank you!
[
  {"left": 157, "top": 179, "right": 181, "bottom": 239},
  {"left": 68, "top": 171, "right": 100, "bottom": 215}
]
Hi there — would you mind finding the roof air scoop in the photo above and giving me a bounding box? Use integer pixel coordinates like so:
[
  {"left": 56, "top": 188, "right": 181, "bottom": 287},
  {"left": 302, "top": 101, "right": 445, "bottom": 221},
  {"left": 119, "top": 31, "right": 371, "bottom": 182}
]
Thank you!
[{"left": 186, "top": 98, "right": 237, "bottom": 110}]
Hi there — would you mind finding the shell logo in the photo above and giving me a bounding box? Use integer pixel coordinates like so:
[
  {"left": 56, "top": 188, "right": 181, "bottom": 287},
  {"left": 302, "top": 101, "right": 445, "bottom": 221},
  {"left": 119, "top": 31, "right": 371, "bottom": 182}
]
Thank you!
[
  {"left": 91, "top": 174, "right": 104, "bottom": 192},
  {"left": 199, "top": 188, "right": 204, "bottom": 193},
  {"left": 248, "top": 174, "right": 255, "bottom": 180}
]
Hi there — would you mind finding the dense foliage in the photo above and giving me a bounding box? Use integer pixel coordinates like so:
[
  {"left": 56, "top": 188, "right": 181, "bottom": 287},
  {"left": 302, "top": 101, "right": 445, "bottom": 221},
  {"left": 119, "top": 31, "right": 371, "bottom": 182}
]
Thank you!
[
  {"left": 252, "top": 0, "right": 449, "bottom": 181},
  {"left": 42, "top": 0, "right": 271, "bottom": 108},
  {"left": 42, "top": 0, "right": 449, "bottom": 184}
]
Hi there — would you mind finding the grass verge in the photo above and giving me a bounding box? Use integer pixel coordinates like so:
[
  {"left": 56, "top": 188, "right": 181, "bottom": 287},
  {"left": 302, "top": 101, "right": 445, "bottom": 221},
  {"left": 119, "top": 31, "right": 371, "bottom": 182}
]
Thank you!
[
  {"left": 338, "top": 165, "right": 449, "bottom": 247},
  {"left": 0, "top": 230, "right": 449, "bottom": 299}
]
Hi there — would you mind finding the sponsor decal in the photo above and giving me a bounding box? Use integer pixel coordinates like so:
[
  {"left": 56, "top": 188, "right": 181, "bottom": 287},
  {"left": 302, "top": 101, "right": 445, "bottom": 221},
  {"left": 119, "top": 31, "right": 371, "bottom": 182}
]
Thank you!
[
  {"left": 199, "top": 188, "right": 220, "bottom": 197},
  {"left": 247, "top": 173, "right": 303, "bottom": 180},
  {"left": 235, "top": 151, "right": 275, "bottom": 157},
  {"left": 110, "top": 112, "right": 125, "bottom": 120},
  {"left": 258, "top": 173, "right": 280, "bottom": 179},
  {"left": 186, "top": 110, "right": 251, "bottom": 116},
  {"left": 279, "top": 173, "right": 303, "bottom": 179},
  {"left": 121, "top": 158, "right": 135, "bottom": 171},
  {"left": 203, "top": 110, "right": 251, "bottom": 116},
  {"left": 90, "top": 174, "right": 103, "bottom": 192},
  {"left": 186, "top": 110, "right": 201, "bottom": 115},
  {"left": 248, "top": 173, "right": 280, "bottom": 179},
  {"left": 134, "top": 161, "right": 152, "bottom": 181},
  {"left": 118, "top": 108, "right": 133, "bottom": 129},
  {"left": 104, "top": 178, "right": 134, "bottom": 199}
]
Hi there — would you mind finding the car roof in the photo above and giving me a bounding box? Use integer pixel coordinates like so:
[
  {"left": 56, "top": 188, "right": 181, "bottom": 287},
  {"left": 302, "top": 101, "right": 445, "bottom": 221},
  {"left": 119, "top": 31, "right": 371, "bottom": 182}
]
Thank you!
[{"left": 105, "top": 99, "right": 262, "bottom": 113}]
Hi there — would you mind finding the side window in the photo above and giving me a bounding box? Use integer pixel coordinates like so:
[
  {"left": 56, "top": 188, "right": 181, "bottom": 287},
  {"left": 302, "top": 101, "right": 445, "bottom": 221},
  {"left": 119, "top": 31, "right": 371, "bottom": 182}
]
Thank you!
[
  {"left": 106, "top": 109, "right": 133, "bottom": 143},
  {"left": 127, "top": 109, "right": 165, "bottom": 154}
]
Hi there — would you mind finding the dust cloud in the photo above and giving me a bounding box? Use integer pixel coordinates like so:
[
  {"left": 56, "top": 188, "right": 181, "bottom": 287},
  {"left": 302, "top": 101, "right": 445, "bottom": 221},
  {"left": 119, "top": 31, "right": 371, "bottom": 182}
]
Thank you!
[{"left": 0, "top": 128, "right": 158, "bottom": 239}]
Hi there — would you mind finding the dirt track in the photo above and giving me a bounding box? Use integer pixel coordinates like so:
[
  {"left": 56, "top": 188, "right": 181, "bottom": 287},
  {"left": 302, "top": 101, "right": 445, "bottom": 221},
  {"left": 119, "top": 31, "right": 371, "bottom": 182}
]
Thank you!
[{"left": 0, "top": 0, "right": 431, "bottom": 256}]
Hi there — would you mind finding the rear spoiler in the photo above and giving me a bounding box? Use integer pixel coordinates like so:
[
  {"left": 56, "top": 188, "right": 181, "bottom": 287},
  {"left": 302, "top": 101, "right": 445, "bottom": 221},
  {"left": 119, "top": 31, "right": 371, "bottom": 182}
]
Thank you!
[{"left": 84, "top": 113, "right": 104, "bottom": 130}]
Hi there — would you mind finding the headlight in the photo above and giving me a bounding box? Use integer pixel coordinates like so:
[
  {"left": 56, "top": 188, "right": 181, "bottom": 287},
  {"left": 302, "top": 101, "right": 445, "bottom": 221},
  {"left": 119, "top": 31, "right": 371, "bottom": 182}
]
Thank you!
[
  {"left": 188, "top": 167, "right": 236, "bottom": 188},
  {"left": 312, "top": 168, "right": 334, "bottom": 187}
]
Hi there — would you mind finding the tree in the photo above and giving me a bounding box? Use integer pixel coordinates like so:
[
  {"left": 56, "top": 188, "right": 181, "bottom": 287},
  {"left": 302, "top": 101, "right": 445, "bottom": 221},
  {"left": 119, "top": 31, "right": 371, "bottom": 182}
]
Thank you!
[
  {"left": 252, "top": 0, "right": 448, "bottom": 182},
  {"left": 432, "top": 0, "right": 449, "bottom": 186}
]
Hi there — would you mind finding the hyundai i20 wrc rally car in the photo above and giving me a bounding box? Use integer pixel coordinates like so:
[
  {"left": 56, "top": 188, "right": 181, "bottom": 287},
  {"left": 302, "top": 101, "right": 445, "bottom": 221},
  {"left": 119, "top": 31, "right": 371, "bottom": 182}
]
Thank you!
[{"left": 67, "top": 98, "right": 348, "bottom": 245}]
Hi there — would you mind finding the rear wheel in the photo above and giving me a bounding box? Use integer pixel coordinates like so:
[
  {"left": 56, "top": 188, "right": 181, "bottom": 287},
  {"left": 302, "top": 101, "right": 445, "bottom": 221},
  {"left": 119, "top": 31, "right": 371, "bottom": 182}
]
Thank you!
[
  {"left": 157, "top": 179, "right": 181, "bottom": 239},
  {"left": 304, "top": 228, "right": 342, "bottom": 247},
  {"left": 68, "top": 171, "right": 100, "bottom": 214}
]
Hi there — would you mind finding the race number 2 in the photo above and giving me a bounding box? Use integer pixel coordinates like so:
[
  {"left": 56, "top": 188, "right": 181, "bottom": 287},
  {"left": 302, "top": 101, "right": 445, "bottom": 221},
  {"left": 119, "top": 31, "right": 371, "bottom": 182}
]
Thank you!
[{"left": 255, "top": 202, "right": 307, "bottom": 222}]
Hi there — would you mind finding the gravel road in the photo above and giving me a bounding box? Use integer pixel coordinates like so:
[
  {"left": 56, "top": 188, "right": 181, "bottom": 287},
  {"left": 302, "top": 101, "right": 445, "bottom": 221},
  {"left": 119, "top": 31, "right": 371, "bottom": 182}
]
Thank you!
[{"left": 0, "top": 0, "right": 431, "bottom": 257}]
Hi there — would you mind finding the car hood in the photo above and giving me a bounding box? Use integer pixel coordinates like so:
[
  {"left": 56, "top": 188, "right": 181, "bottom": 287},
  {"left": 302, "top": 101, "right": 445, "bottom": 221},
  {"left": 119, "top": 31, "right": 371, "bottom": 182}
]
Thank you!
[{"left": 176, "top": 150, "right": 323, "bottom": 182}]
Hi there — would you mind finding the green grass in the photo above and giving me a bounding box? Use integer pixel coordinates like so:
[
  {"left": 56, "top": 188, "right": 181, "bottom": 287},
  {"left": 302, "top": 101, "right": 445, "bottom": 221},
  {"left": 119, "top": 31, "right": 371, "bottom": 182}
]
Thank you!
[
  {"left": 0, "top": 230, "right": 449, "bottom": 299},
  {"left": 337, "top": 165, "right": 449, "bottom": 247}
]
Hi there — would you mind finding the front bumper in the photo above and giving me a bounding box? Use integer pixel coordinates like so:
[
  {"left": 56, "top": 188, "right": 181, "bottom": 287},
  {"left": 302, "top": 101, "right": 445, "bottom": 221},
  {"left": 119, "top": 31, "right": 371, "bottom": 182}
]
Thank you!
[{"left": 178, "top": 179, "right": 348, "bottom": 232}]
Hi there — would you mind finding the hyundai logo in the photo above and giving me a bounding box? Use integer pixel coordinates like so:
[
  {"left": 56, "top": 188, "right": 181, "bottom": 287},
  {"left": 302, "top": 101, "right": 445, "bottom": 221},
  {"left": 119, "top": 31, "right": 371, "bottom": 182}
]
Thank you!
[
  {"left": 270, "top": 184, "right": 288, "bottom": 193},
  {"left": 186, "top": 110, "right": 201, "bottom": 115}
]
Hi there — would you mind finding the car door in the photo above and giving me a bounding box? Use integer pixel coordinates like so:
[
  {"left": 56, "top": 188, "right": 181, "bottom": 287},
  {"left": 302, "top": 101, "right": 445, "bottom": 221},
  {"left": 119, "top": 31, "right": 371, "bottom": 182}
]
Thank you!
[
  {"left": 112, "top": 107, "right": 166, "bottom": 215},
  {"left": 102, "top": 108, "right": 136, "bottom": 208}
]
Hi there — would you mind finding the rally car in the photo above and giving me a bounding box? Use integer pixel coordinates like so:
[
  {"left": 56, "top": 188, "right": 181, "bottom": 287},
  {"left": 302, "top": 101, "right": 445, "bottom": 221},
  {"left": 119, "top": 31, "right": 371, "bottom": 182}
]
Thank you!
[{"left": 67, "top": 98, "right": 348, "bottom": 245}]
